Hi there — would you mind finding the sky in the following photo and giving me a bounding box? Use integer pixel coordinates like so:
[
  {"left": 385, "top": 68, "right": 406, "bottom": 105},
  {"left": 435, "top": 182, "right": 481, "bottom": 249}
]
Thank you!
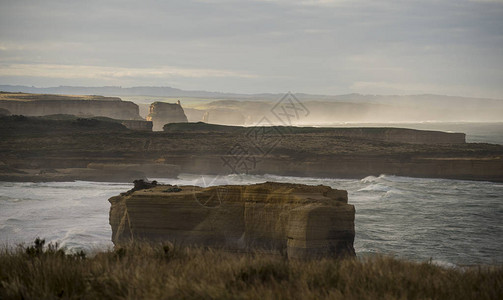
[{"left": 0, "top": 0, "right": 502, "bottom": 98}]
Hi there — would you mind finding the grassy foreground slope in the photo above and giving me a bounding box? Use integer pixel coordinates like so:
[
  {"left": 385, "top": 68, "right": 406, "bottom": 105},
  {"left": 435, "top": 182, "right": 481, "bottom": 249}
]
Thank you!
[{"left": 1, "top": 243, "right": 501, "bottom": 300}]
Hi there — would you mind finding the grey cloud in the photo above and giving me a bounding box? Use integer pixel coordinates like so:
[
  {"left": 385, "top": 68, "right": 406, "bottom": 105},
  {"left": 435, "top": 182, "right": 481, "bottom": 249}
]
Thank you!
[{"left": 0, "top": 0, "right": 502, "bottom": 97}]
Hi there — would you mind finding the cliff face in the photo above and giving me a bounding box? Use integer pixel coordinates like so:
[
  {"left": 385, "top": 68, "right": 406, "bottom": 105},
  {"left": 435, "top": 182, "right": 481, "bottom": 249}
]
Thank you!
[
  {"left": 146, "top": 102, "right": 188, "bottom": 131},
  {"left": 2, "top": 116, "right": 502, "bottom": 183},
  {"left": 164, "top": 123, "right": 466, "bottom": 144},
  {"left": 120, "top": 120, "right": 153, "bottom": 131},
  {"left": 109, "top": 182, "right": 355, "bottom": 259},
  {"left": 201, "top": 109, "right": 246, "bottom": 125},
  {"left": 0, "top": 93, "right": 142, "bottom": 120},
  {"left": 0, "top": 108, "right": 10, "bottom": 116},
  {"left": 328, "top": 128, "right": 466, "bottom": 144}
]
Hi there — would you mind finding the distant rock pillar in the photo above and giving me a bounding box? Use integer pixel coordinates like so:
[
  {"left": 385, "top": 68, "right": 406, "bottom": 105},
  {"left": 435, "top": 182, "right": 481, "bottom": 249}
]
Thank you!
[
  {"left": 202, "top": 111, "right": 209, "bottom": 123},
  {"left": 146, "top": 101, "right": 189, "bottom": 131}
]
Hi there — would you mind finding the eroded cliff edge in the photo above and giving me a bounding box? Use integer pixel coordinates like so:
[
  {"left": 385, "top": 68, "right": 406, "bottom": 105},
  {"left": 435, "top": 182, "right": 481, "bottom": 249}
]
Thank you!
[
  {"left": 0, "top": 92, "right": 142, "bottom": 120},
  {"left": 147, "top": 101, "right": 188, "bottom": 131},
  {"left": 109, "top": 182, "right": 355, "bottom": 259},
  {"left": 2, "top": 116, "right": 502, "bottom": 182}
]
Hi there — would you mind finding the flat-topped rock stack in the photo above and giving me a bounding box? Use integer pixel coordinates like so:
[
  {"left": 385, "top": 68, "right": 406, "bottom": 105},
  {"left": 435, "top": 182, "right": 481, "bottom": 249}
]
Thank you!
[
  {"left": 147, "top": 101, "right": 188, "bottom": 131},
  {"left": 109, "top": 182, "right": 355, "bottom": 259}
]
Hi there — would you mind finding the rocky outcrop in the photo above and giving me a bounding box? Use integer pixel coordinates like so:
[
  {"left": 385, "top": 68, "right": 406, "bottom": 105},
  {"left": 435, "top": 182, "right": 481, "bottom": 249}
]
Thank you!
[
  {"left": 0, "top": 163, "right": 180, "bottom": 183},
  {"left": 146, "top": 101, "right": 188, "bottom": 131},
  {"left": 109, "top": 182, "right": 355, "bottom": 259},
  {"left": 0, "top": 93, "right": 142, "bottom": 120},
  {"left": 164, "top": 123, "right": 465, "bottom": 144},
  {"left": 329, "top": 128, "right": 466, "bottom": 144},
  {"left": 201, "top": 109, "right": 246, "bottom": 125},
  {"left": 0, "top": 108, "right": 10, "bottom": 116},
  {"left": 183, "top": 108, "right": 206, "bottom": 122},
  {"left": 183, "top": 100, "right": 270, "bottom": 125},
  {"left": 120, "top": 120, "right": 153, "bottom": 131},
  {"left": 2, "top": 115, "right": 502, "bottom": 182}
]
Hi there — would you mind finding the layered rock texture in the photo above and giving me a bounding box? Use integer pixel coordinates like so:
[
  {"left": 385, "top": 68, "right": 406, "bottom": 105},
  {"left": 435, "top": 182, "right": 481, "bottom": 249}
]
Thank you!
[
  {"left": 109, "top": 182, "right": 355, "bottom": 259},
  {"left": 0, "top": 108, "right": 10, "bottom": 116},
  {"left": 1, "top": 117, "right": 502, "bottom": 182},
  {"left": 146, "top": 101, "right": 188, "bottom": 131},
  {"left": 0, "top": 92, "right": 142, "bottom": 120},
  {"left": 164, "top": 123, "right": 465, "bottom": 144},
  {"left": 119, "top": 120, "right": 153, "bottom": 131}
]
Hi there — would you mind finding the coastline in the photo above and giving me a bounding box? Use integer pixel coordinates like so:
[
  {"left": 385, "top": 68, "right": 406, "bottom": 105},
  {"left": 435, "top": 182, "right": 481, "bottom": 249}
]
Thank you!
[{"left": 1, "top": 117, "right": 502, "bottom": 183}]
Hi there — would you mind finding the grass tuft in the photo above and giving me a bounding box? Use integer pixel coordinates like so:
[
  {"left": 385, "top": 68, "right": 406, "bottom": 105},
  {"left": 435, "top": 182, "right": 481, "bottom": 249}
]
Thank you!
[{"left": 0, "top": 239, "right": 501, "bottom": 299}]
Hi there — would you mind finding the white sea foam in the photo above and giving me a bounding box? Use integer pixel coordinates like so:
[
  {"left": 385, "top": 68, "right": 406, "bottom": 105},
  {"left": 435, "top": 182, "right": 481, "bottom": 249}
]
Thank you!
[
  {"left": 1, "top": 174, "right": 502, "bottom": 265},
  {"left": 357, "top": 184, "right": 392, "bottom": 193},
  {"left": 360, "top": 175, "right": 379, "bottom": 183}
]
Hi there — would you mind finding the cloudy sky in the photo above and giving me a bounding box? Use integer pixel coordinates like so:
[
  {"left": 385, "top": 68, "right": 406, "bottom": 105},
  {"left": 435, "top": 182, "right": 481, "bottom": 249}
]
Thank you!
[{"left": 0, "top": 0, "right": 502, "bottom": 97}]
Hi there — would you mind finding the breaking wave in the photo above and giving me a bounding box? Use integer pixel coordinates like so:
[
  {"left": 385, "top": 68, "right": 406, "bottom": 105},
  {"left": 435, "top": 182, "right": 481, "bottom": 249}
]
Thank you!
[{"left": 1, "top": 174, "right": 502, "bottom": 266}]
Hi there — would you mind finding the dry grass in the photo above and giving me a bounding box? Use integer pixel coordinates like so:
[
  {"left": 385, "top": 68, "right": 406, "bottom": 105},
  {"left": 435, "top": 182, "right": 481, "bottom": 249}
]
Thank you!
[{"left": 0, "top": 240, "right": 502, "bottom": 300}]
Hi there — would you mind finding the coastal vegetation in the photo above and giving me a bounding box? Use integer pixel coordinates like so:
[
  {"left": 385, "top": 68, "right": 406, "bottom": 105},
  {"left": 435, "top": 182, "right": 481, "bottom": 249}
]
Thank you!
[{"left": 0, "top": 240, "right": 501, "bottom": 299}]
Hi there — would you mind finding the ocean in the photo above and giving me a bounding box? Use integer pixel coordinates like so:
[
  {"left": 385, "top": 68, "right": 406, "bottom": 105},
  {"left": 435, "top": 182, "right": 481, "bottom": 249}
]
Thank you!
[{"left": 1, "top": 173, "right": 502, "bottom": 266}]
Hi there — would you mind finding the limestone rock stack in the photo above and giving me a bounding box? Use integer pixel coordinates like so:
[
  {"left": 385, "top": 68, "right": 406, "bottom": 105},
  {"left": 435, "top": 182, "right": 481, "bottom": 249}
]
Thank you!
[
  {"left": 109, "top": 182, "right": 355, "bottom": 259},
  {"left": 146, "top": 101, "right": 188, "bottom": 131}
]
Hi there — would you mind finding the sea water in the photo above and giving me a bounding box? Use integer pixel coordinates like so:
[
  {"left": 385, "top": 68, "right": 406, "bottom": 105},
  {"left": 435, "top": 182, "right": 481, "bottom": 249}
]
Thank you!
[{"left": 1, "top": 174, "right": 502, "bottom": 266}]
